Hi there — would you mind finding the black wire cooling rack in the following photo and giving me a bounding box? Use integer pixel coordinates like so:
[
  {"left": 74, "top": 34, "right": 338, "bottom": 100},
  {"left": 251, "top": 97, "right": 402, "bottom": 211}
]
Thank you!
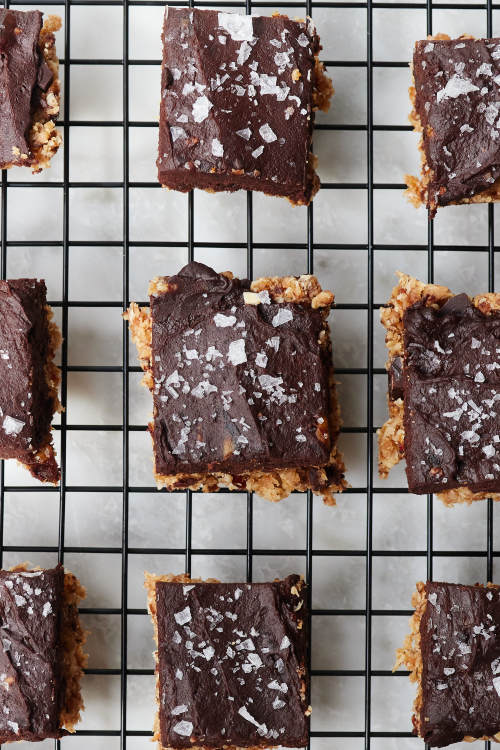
[{"left": 1, "top": 0, "right": 499, "bottom": 748}]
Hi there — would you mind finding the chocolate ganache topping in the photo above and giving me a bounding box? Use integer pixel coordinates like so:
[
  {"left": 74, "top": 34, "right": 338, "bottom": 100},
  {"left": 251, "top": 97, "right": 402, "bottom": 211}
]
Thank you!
[
  {"left": 413, "top": 37, "right": 500, "bottom": 210},
  {"left": 403, "top": 293, "right": 500, "bottom": 494},
  {"left": 156, "top": 575, "right": 308, "bottom": 748},
  {"left": 0, "top": 9, "right": 53, "bottom": 168},
  {"left": 420, "top": 581, "right": 500, "bottom": 747},
  {"left": 157, "top": 8, "right": 319, "bottom": 203},
  {"left": 0, "top": 566, "right": 65, "bottom": 743},
  {"left": 150, "top": 262, "right": 332, "bottom": 476},
  {"left": 0, "top": 280, "right": 58, "bottom": 482}
]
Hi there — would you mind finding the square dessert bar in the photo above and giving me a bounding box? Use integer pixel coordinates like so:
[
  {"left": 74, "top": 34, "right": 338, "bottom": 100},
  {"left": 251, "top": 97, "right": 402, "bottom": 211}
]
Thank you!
[
  {"left": 126, "top": 261, "right": 346, "bottom": 503},
  {"left": 157, "top": 7, "right": 333, "bottom": 205},
  {"left": 406, "top": 35, "right": 500, "bottom": 215},
  {"left": 379, "top": 273, "right": 500, "bottom": 505},
  {"left": 145, "top": 573, "right": 309, "bottom": 749},
  {"left": 0, "top": 564, "right": 87, "bottom": 743},
  {"left": 396, "top": 581, "right": 500, "bottom": 747},
  {"left": 0, "top": 280, "right": 61, "bottom": 483},
  {"left": 0, "top": 10, "right": 62, "bottom": 171}
]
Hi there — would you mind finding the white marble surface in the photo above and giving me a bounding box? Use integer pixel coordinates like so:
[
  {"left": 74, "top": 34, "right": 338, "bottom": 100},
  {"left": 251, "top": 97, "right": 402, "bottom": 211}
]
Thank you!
[{"left": 3, "top": 1, "right": 500, "bottom": 748}]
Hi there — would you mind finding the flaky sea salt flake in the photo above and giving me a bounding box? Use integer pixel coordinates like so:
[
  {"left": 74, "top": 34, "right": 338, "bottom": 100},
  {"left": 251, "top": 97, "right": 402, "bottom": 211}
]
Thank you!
[
  {"left": 211, "top": 138, "right": 224, "bottom": 157},
  {"left": 217, "top": 12, "right": 254, "bottom": 41},
  {"left": 436, "top": 75, "right": 479, "bottom": 103},
  {"left": 172, "top": 705, "right": 188, "bottom": 715},
  {"left": 236, "top": 127, "right": 252, "bottom": 140},
  {"left": 3, "top": 416, "right": 24, "bottom": 436},
  {"left": 214, "top": 313, "right": 236, "bottom": 327},
  {"left": 227, "top": 339, "right": 247, "bottom": 366},
  {"left": 174, "top": 607, "right": 192, "bottom": 625},
  {"left": 259, "top": 123, "right": 277, "bottom": 142},
  {"left": 173, "top": 721, "right": 193, "bottom": 737},
  {"left": 192, "top": 95, "right": 213, "bottom": 123},
  {"left": 272, "top": 309, "right": 293, "bottom": 327}
]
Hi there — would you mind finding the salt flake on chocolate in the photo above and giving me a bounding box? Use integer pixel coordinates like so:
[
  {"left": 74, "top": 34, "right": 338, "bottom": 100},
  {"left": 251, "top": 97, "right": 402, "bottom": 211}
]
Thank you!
[
  {"left": 3, "top": 416, "right": 24, "bottom": 436},
  {"left": 477, "top": 62, "right": 493, "bottom": 77},
  {"left": 212, "top": 138, "right": 224, "bottom": 157},
  {"left": 227, "top": 339, "right": 247, "bottom": 365},
  {"left": 272, "top": 309, "right": 293, "bottom": 327},
  {"left": 171, "top": 705, "right": 188, "bottom": 715},
  {"left": 214, "top": 313, "right": 236, "bottom": 327},
  {"left": 436, "top": 75, "right": 480, "bottom": 103},
  {"left": 259, "top": 123, "right": 277, "bottom": 143},
  {"left": 173, "top": 720, "right": 193, "bottom": 736},
  {"left": 174, "top": 606, "right": 192, "bottom": 625},
  {"left": 217, "top": 12, "right": 254, "bottom": 41},
  {"left": 238, "top": 706, "right": 267, "bottom": 734},
  {"left": 170, "top": 126, "right": 186, "bottom": 142},
  {"left": 192, "top": 95, "right": 213, "bottom": 123}
]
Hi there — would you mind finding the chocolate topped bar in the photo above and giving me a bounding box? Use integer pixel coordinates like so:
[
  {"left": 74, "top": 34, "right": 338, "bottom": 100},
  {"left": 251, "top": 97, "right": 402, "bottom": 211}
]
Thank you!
[
  {"left": 151, "top": 262, "right": 331, "bottom": 477},
  {"left": 0, "top": 565, "right": 81, "bottom": 743},
  {"left": 0, "top": 279, "right": 61, "bottom": 483},
  {"left": 127, "top": 261, "right": 346, "bottom": 502},
  {"left": 410, "top": 36, "right": 500, "bottom": 213},
  {"left": 403, "top": 293, "right": 500, "bottom": 494},
  {"left": 398, "top": 581, "right": 500, "bottom": 747},
  {"left": 157, "top": 7, "right": 332, "bottom": 205},
  {"left": 0, "top": 9, "right": 60, "bottom": 170},
  {"left": 153, "top": 574, "right": 308, "bottom": 748}
]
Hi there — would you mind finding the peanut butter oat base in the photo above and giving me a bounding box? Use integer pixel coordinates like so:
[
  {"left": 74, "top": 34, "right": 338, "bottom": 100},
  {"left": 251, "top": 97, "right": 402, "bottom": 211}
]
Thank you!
[
  {"left": 145, "top": 572, "right": 307, "bottom": 750},
  {"left": 405, "top": 33, "right": 500, "bottom": 212},
  {"left": 59, "top": 569, "right": 87, "bottom": 732},
  {"left": 10, "top": 563, "right": 87, "bottom": 733},
  {"left": 394, "top": 582, "right": 426, "bottom": 737},
  {"left": 378, "top": 271, "right": 500, "bottom": 505},
  {"left": 19, "top": 303, "right": 62, "bottom": 484},
  {"left": 126, "top": 273, "right": 347, "bottom": 504},
  {"left": 4, "top": 15, "right": 62, "bottom": 173}
]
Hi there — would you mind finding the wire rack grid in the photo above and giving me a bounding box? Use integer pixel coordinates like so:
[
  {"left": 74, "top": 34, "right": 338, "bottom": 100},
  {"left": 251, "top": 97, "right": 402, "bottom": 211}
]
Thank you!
[{"left": 1, "top": 0, "right": 499, "bottom": 748}]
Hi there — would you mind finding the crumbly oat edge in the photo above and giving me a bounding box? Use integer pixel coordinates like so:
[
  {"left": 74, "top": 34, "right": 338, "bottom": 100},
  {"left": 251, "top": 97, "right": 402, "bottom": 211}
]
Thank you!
[
  {"left": 59, "top": 570, "right": 88, "bottom": 732},
  {"left": 394, "top": 582, "right": 426, "bottom": 738},
  {"left": 20, "top": 302, "right": 62, "bottom": 484},
  {"left": 4, "top": 16, "right": 62, "bottom": 172},
  {"left": 145, "top": 572, "right": 281, "bottom": 750},
  {"left": 405, "top": 33, "right": 500, "bottom": 212},
  {"left": 30, "top": 15, "right": 62, "bottom": 172},
  {"left": 9, "top": 563, "right": 87, "bottom": 733},
  {"left": 125, "top": 273, "right": 347, "bottom": 505},
  {"left": 378, "top": 272, "right": 500, "bottom": 506}
]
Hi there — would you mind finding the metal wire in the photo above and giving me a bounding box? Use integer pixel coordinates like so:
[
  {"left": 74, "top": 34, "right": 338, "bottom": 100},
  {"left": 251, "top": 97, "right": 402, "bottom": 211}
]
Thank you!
[{"left": 0, "top": 0, "right": 497, "bottom": 748}]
